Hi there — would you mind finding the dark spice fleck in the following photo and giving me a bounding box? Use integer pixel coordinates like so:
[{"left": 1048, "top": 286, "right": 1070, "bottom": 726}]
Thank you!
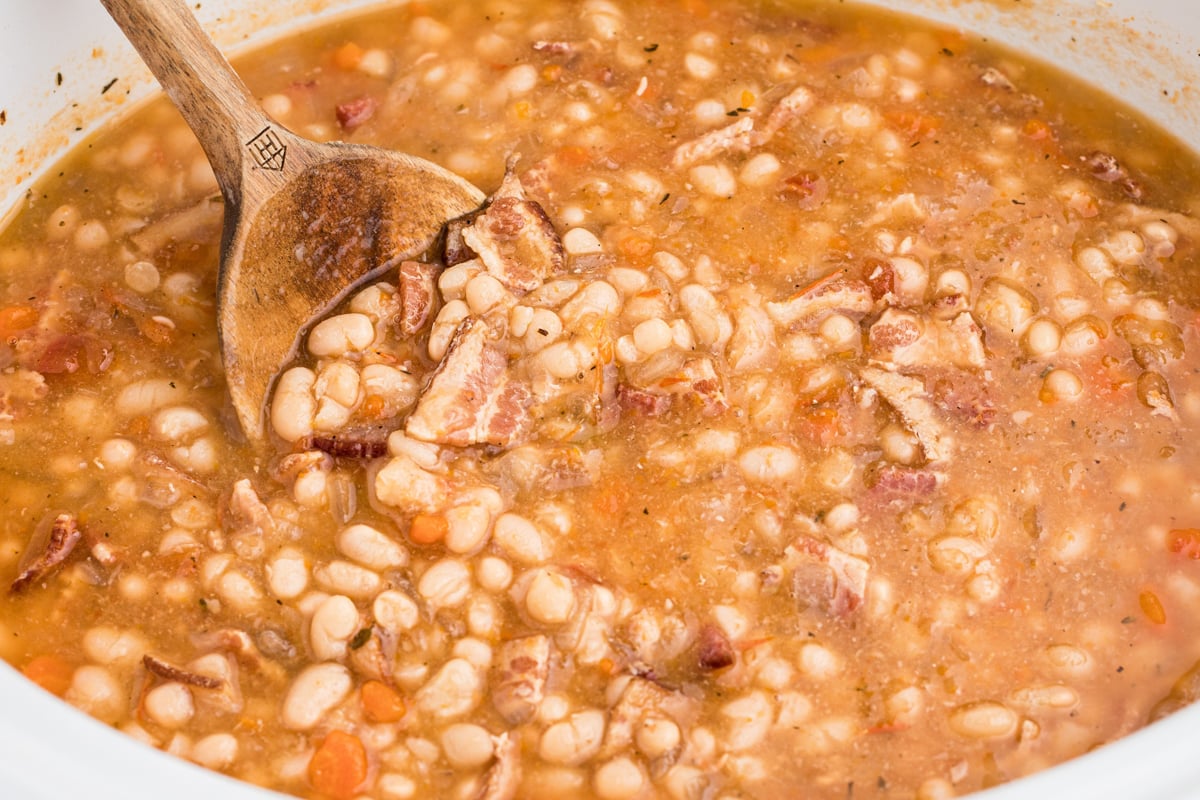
[
  {"left": 644, "top": 43, "right": 659, "bottom": 52},
  {"left": 101, "top": 78, "right": 118, "bottom": 94},
  {"left": 350, "top": 628, "right": 373, "bottom": 650}
]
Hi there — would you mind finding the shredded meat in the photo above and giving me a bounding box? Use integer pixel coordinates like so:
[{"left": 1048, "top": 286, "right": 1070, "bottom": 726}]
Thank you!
[
  {"left": 1083, "top": 150, "right": 1145, "bottom": 200},
  {"left": 859, "top": 366, "right": 951, "bottom": 462},
  {"left": 767, "top": 272, "right": 874, "bottom": 328},
  {"left": 786, "top": 535, "right": 869, "bottom": 615},
  {"left": 602, "top": 677, "right": 700, "bottom": 757},
  {"left": 406, "top": 317, "right": 532, "bottom": 448},
  {"left": 492, "top": 635, "right": 551, "bottom": 725},
  {"left": 10, "top": 512, "right": 81, "bottom": 593},
  {"left": 671, "top": 116, "right": 756, "bottom": 169},
  {"left": 143, "top": 654, "right": 224, "bottom": 690},
  {"left": 475, "top": 732, "right": 522, "bottom": 800}
]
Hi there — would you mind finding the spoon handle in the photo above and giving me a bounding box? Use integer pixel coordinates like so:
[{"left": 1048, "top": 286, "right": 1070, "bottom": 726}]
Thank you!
[{"left": 99, "top": 0, "right": 283, "bottom": 208}]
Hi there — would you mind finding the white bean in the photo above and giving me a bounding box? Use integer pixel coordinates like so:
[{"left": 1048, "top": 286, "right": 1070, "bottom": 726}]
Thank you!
[
  {"left": 418, "top": 559, "right": 472, "bottom": 608},
  {"left": 594, "top": 756, "right": 645, "bottom": 799},
  {"left": 444, "top": 503, "right": 492, "bottom": 555},
  {"left": 281, "top": 663, "right": 353, "bottom": 731},
  {"left": 738, "top": 445, "right": 801, "bottom": 482},
  {"left": 267, "top": 547, "right": 309, "bottom": 600},
  {"left": 82, "top": 626, "right": 147, "bottom": 666},
  {"left": 715, "top": 690, "right": 772, "bottom": 753},
  {"left": 191, "top": 733, "right": 238, "bottom": 770},
  {"left": 948, "top": 701, "right": 1018, "bottom": 739},
  {"left": 144, "top": 682, "right": 195, "bottom": 729},
  {"left": 374, "top": 589, "right": 420, "bottom": 633},
  {"left": 310, "top": 594, "right": 360, "bottom": 661},
  {"left": 539, "top": 710, "right": 606, "bottom": 765},
  {"left": 337, "top": 523, "right": 407, "bottom": 570},
  {"left": 308, "top": 313, "right": 375, "bottom": 357},
  {"left": 150, "top": 406, "right": 208, "bottom": 444},
  {"left": 271, "top": 367, "right": 317, "bottom": 443},
  {"left": 492, "top": 513, "right": 550, "bottom": 564},
  {"left": 415, "top": 658, "right": 482, "bottom": 720},
  {"left": 525, "top": 568, "right": 576, "bottom": 625},
  {"left": 441, "top": 723, "right": 495, "bottom": 769},
  {"left": 66, "top": 665, "right": 124, "bottom": 723},
  {"left": 313, "top": 560, "right": 382, "bottom": 600}
]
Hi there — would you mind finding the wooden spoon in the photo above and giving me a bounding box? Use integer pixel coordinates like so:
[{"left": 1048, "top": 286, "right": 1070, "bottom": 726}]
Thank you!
[{"left": 100, "top": 0, "right": 485, "bottom": 440}]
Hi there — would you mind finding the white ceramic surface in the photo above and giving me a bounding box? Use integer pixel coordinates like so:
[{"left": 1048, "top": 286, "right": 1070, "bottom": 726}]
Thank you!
[{"left": 0, "top": 1, "right": 1198, "bottom": 798}]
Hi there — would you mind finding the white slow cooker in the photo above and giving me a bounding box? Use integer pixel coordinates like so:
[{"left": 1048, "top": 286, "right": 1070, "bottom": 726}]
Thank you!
[{"left": 1, "top": 1, "right": 1198, "bottom": 798}]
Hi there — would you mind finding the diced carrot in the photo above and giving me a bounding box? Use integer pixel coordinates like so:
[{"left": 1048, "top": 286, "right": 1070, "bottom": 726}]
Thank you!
[
  {"left": 1168, "top": 529, "right": 1200, "bottom": 559},
  {"left": 22, "top": 654, "right": 73, "bottom": 697},
  {"left": 357, "top": 394, "right": 386, "bottom": 419},
  {"left": 308, "top": 730, "right": 368, "bottom": 800},
  {"left": 885, "top": 110, "right": 941, "bottom": 140},
  {"left": 361, "top": 680, "right": 406, "bottom": 724},
  {"left": 542, "top": 64, "right": 563, "bottom": 82},
  {"left": 616, "top": 233, "right": 653, "bottom": 260},
  {"left": 1022, "top": 119, "right": 1055, "bottom": 141},
  {"left": 556, "top": 145, "right": 591, "bottom": 168},
  {"left": 0, "top": 304, "right": 37, "bottom": 339},
  {"left": 1140, "top": 590, "right": 1167, "bottom": 625},
  {"left": 681, "top": 0, "right": 710, "bottom": 16},
  {"left": 408, "top": 512, "right": 448, "bottom": 545},
  {"left": 332, "top": 42, "right": 364, "bottom": 71}
]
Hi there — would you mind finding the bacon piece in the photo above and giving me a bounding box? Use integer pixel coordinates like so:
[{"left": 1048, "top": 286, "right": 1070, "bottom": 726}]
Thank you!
[
  {"left": 859, "top": 366, "right": 951, "bottom": 463},
  {"left": 931, "top": 373, "right": 997, "bottom": 428},
  {"left": 10, "top": 513, "right": 80, "bottom": 593},
  {"left": 754, "top": 85, "right": 815, "bottom": 143},
  {"left": 786, "top": 534, "right": 869, "bottom": 615},
  {"left": 225, "top": 479, "right": 276, "bottom": 539},
  {"left": 143, "top": 654, "right": 224, "bottom": 690},
  {"left": 767, "top": 272, "right": 874, "bottom": 328},
  {"left": 1082, "top": 151, "right": 1144, "bottom": 200},
  {"left": 461, "top": 168, "right": 564, "bottom": 293},
  {"left": 618, "top": 384, "right": 674, "bottom": 416},
  {"left": 671, "top": 85, "right": 814, "bottom": 169},
  {"left": 618, "top": 357, "right": 728, "bottom": 418},
  {"left": 303, "top": 431, "right": 390, "bottom": 459},
  {"left": 867, "top": 463, "right": 941, "bottom": 501},
  {"left": 396, "top": 260, "right": 439, "bottom": 336},
  {"left": 335, "top": 96, "right": 378, "bottom": 131},
  {"left": 492, "top": 635, "right": 551, "bottom": 725},
  {"left": 443, "top": 208, "right": 486, "bottom": 266},
  {"left": 531, "top": 40, "right": 576, "bottom": 55},
  {"left": 406, "top": 317, "right": 532, "bottom": 448},
  {"left": 696, "top": 624, "right": 735, "bottom": 671},
  {"left": 678, "top": 358, "right": 729, "bottom": 415},
  {"left": 868, "top": 309, "right": 985, "bottom": 371},
  {"left": 671, "top": 116, "right": 756, "bottom": 169}
]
